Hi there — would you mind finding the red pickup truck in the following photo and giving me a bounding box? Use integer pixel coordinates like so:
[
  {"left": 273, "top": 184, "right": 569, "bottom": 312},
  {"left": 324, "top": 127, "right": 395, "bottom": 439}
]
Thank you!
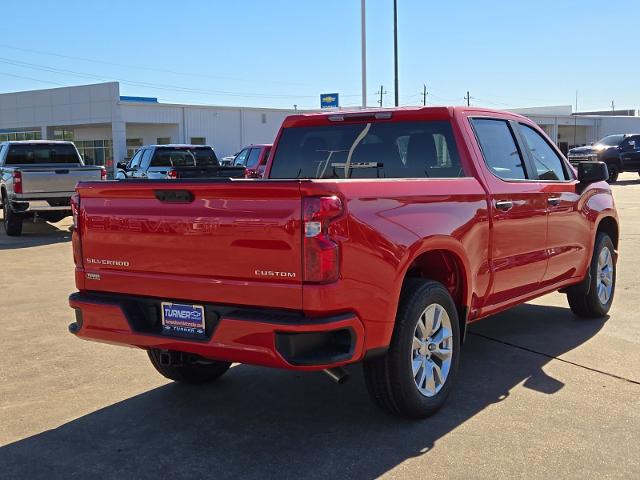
[{"left": 68, "top": 107, "right": 618, "bottom": 418}]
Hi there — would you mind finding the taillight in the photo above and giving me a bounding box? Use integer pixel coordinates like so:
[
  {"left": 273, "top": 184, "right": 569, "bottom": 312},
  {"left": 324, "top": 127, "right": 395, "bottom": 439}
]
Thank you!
[
  {"left": 167, "top": 169, "right": 178, "bottom": 179},
  {"left": 70, "top": 193, "right": 83, "bottom": 268},
  {"left": 13, "top": 171, "right": 22, "bottom": 194},
  {"left": 100, "top": 167, "right": 107, "bottom": 181},
  {"left": 303, "top": 196, "right": 343, "bottom": 283}
]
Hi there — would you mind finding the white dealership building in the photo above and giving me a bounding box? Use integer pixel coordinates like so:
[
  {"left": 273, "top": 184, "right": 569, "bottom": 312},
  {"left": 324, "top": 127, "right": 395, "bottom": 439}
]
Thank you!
[
  {"left": 0, "top": 82, "right": 294, "bottom": 174},
  {"left": 1, "top": 82, "right": 639, "bottom": 174}
]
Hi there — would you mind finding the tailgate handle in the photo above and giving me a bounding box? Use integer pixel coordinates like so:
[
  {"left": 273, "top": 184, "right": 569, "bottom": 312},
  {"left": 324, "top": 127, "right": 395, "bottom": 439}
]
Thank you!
[
  {"left": 55, "top": 169, "right": 70, "bottom": 174},
  {"left": 154, "top": 190, "right": 195, "bottom": 203}
]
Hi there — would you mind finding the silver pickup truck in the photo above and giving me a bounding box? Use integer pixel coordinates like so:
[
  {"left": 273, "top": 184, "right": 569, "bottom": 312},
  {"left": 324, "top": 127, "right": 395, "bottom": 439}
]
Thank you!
[{"left": 0, "top": 140, "right": 105, "bottom": 236}]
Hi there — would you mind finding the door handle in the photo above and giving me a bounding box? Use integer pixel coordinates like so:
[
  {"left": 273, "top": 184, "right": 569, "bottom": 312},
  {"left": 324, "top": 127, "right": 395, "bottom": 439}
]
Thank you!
[
  {"left": 547, "top": 197, "right": 561, "bottom": 206},
  {"left": 495, "top": 200, "right": 513, "bottom": 212}
]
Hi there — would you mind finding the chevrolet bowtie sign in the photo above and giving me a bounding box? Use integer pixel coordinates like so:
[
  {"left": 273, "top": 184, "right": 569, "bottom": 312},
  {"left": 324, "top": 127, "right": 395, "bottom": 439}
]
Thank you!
[{"left": 320, "top": 93, "right": 339, "bottom": 109}]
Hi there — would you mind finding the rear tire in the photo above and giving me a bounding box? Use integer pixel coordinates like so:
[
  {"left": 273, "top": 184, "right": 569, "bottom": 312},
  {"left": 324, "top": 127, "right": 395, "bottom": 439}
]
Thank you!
[
  {"left": 567, "top": 233, "right": 616, "bottom": 318},
  {"left": 606, "top": 164, "right": 619, "bottom": 183},
  {"left": 2, "top": 197, "right": 23, "bottom": 236},
  {"left": 147, "top": 349, "right": 231, "bottom": 384},
  {"left": 363, "top": 279, "right": 461, "bottom": 418}
]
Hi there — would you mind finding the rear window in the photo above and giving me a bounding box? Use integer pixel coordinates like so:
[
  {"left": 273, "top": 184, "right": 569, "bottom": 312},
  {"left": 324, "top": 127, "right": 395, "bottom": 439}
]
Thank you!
[
  {"left": 269, "top": 121, "right": 464, "bottom": 179},
  {"left": 5, "top": 144, "right": 80, "bottom": 165},
  {"left": 151, "top": 147, "right": 219, "bottom": 167}
]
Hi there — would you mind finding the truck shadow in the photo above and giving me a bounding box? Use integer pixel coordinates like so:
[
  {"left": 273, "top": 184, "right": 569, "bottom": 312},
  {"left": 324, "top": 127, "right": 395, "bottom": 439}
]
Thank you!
[
  {"left": 0, "top": 303, "right": 606, "bottom": 479},
  {"left": 0, "top": 215, "right": 71, "bottom": 250}
]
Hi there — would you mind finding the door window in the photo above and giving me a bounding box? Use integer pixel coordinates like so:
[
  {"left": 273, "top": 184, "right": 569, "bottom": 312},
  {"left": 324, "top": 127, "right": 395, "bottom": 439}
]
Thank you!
[
  {"left": 233, "top": 149, "right": 250, "bottom": 166},
  {"left": 140, "top": 148, "right": 154, "bottom": 169},
  {"left": 471, "top": 119, "right": 527, "bottom": 180},
  {"left": 246, "top": 148, "right": 262, "bottom": 168},
  {"left": 518, "top": 123, "right": 569, "bottom": 181},
  {"left": 128, "top": 149, "right": 144, "bottom": 169},
  {"left": 623, "top": 136, "right": 640, "bottom": 151}
]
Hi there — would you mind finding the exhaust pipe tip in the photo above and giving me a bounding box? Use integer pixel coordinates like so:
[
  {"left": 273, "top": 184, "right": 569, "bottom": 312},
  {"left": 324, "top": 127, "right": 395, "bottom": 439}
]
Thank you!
[{"left": 324, "top": 367, "right": 350, "bottom": 384}]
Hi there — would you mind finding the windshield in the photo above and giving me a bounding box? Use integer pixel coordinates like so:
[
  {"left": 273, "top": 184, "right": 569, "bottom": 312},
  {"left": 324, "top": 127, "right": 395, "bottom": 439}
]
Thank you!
[
  {"left": 5, "top": 143, "right": 80, "bottom": 165},
  {"left": 269, "top": 120, "right": 464, "bottom": 179},
  {"left": 151, "top": 147, "right": 219, "bottom": 167},
  {"left": 595, "top": 135, "right": 625, "bottom": 147}
]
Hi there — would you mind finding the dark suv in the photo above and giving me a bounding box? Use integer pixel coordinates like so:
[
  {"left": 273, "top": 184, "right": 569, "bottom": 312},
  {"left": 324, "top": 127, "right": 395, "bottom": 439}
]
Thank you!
[{"left": 568, "top": 134, "right": 640, "bottom": 182}]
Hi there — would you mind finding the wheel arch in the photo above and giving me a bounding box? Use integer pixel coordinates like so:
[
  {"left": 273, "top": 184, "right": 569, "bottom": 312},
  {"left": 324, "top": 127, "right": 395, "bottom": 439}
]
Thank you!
[
  {"left": 396, "top": 237, "right": 473, "bottom": 342},
  {"left": 596, "top": 215, "right": 619, "bottom": 251}
]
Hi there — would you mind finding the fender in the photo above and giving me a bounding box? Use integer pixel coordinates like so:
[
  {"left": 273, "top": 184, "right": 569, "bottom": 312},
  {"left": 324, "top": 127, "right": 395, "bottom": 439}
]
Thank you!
[{"left": 388, "top": 235, "right": 473, "bottom": 322}]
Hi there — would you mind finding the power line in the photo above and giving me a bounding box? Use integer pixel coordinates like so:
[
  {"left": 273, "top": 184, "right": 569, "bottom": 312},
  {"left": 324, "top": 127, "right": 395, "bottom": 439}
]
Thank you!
[
  {"left": 0, "top": 43, "right": 304, "bottom": 87},
  {"left": 0, "top": 56, "right": 364, "bottom": 101},
  {"left": 0, "top": 71, "right": 65, "bottom": 86}
]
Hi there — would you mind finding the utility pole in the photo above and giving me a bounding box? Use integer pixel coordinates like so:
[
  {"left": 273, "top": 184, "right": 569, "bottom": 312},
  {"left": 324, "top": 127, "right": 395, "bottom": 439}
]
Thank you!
[
  {"left": 361, "top": 0, "right": 367, "bottom": 108},
  {"left": 464, "top": 91, "right": 471, "bottom": 106},
  {"left": 393, "top": 0, "right": 399, "bottom": 106},
  {"left": 421, "top": 84, "right": 428, "bottom": 106},
  {"left": 377, "top": 85, "right": 387, "bottom": 107},
  {"left": 573, "top": 90, "right": 578, "bottom": 147},
  {"left": 611, "top": 100, "right": 615, "bottom": 111}
]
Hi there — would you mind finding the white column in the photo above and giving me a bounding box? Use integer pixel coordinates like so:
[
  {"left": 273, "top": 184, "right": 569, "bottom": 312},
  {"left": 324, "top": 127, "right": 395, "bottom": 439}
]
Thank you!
[
  {"left": 40, "top": 126, "right": 48, "bottom": 140},
  {"left": 111, "top": 120, "right": 127, "bottom": 176}
]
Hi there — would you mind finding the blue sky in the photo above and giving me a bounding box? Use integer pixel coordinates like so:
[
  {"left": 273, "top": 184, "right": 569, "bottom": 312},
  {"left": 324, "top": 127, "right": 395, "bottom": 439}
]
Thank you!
[{"left": 0, "top": 0, "right": 637, "bottom": 111}]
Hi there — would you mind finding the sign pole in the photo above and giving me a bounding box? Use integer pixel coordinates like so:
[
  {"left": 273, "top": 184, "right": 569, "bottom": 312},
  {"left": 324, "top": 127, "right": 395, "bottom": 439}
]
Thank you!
[{"left": 361, "top": 0, "right": 367, "bottom": 108}]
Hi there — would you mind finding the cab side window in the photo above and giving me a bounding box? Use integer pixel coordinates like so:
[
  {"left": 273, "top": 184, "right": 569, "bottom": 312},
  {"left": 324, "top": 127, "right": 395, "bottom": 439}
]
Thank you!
[
  {"left": 518, "top": 124, "right": 569, "bottom": 181},
  {"left": 128, "top": 149, "right": 144, "bottom": 169},
  {"left": 623, "top": 136, "right": 640, "bottom": 150},
  {"left": 471, "top": 118, "right": 527, "bottom": 180},
  {"left": 140, "top": 149, "right": 154, "bottom": 169},
  {"left": 233, "top": 149, "right": 249, "bottom": 166}
]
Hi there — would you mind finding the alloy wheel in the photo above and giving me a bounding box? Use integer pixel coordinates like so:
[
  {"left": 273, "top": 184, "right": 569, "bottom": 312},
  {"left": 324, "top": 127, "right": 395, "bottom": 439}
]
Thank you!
[
  {"left": 597, "top": 246, "right": 614, "bottom": 305},
  {"left": 411, "top": 303, "right": 454, "bottom": 397}
]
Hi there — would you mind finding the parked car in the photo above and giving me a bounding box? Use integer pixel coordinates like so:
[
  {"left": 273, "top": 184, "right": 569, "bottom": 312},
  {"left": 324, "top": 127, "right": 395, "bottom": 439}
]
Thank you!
[
  {"left": 232, "top": 144, "right": 272, "bottom": 178},
  {"left": 115, "top": 144, "right": 245, "bottom": 180},
  {"left": 568, "top": 133, "right": 640, "bottom": 182},
  {"left": 68, "top": 107, "right": 617, "bottom": 418},
  {"left": 219, "top": 153, "right": 238, "bottom": 166},
  {"left": 0, "top": 140, "right": 105, "bottom": 236}
]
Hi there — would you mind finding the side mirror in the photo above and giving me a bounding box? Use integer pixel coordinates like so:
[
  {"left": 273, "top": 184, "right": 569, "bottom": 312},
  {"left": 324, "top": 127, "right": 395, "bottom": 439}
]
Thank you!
[
  {"left": 117, "top": 161, "right": 128, "bottom": 170},
  {"left": 578, "top": 161, "right": 608, "bottom": 185}
]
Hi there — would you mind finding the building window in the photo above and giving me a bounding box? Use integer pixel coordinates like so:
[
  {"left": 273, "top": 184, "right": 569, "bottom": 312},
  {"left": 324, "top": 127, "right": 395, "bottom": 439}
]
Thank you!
[
  {"left": 190, "top": 137, "right": 206, "bottom": 145},
  {"left": 0, "top": 130, "right": 42, "bottom": 142},
  {"left": 53, "top": 129, "right": 73, "bottom": 141},
  {"left": 126, "top": 138, "right": 143, "bottom": 159},
  {"left": 76, "top": 139, "right": 113, "bottom": 167},
  {"left": 157, "top": 137, "right": 171, "bottom": 145}
]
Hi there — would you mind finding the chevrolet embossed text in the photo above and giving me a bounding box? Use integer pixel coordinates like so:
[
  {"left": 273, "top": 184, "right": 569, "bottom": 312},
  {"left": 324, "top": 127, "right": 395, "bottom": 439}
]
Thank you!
[{"left": 86, "top": 258, "right": 130, "bottom": 267}]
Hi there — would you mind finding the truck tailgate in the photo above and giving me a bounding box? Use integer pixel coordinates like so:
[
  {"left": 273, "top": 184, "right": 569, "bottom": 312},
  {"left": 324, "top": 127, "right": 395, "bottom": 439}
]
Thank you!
[
  {"left": 76, "top": 180, "right": 303, "bottom": 309},
  {"left": 22, "top": 166, "right": 102, "bottom": 194}
]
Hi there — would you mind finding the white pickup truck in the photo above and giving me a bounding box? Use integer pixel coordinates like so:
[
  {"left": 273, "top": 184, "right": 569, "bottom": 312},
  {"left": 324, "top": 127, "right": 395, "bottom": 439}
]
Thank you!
[{"left": 0, "top": 141, "right": 105, "bottom": 236}]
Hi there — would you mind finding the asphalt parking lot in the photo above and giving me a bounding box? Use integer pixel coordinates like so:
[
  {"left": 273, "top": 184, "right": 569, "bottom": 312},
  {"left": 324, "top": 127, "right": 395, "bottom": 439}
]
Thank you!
[{"left": 1, "top": 174, "right": 639, "bottom": 479}]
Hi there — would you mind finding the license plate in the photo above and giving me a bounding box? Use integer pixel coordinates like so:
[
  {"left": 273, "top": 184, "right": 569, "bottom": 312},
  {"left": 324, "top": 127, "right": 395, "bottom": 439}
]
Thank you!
[{"left": 161, "top": 302, "right": 205, "bottom": 337}]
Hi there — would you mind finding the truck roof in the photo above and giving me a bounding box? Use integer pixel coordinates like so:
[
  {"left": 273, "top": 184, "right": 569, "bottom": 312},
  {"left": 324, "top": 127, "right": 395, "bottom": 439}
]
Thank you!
[
  {"left": 0, "top": 140, "right": 75, "bottom": 145},
  {"left": 282, "top": 105, "right": 530, "bottom": 128},
  {"left": 144, "top": 144, "right": 215, "bottom": 149}
]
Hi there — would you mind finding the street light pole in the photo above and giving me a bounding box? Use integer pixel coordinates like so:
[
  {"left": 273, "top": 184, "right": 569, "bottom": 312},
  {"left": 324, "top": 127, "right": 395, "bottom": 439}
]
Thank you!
[
  {"left": 393, "top": 0, "right": 399, "bottom": 106},
  {"left": 361, "top": 0, "right": 367, "bottom": 108}
]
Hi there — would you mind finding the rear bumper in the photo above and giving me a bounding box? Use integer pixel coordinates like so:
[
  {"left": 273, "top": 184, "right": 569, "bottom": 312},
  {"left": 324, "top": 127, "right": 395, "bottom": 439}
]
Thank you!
[
  {"left": 68, "top": 292, "right": 366, "bottom": 370},
  {"left": 9, "top": 195, "right": 72, "bottom": 213}
]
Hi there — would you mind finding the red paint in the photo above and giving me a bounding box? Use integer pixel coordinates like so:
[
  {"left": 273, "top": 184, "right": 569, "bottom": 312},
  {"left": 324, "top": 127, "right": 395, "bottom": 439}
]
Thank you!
[{"left": 69, "top": 106, "right": 618, "bottom": 370}]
